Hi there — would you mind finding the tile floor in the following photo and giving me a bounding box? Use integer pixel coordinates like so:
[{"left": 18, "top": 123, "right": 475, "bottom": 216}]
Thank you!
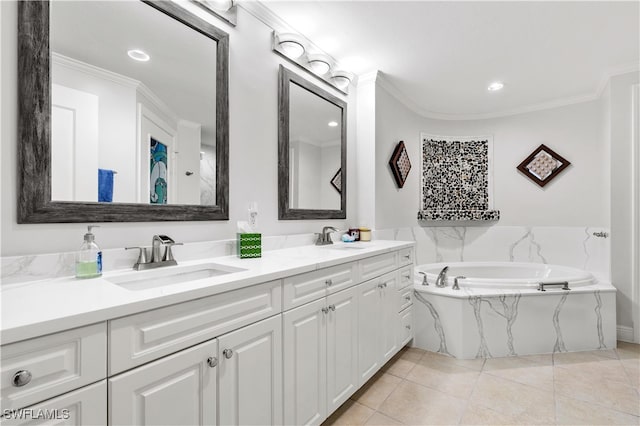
[{"left": 323, "top": 342, "right": 640, "bottom": 425}]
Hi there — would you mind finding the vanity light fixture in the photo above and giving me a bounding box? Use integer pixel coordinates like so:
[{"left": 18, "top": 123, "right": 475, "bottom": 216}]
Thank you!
[
  {"left": 127, "top": 49, "right": 150, "bottom": 62},
  {"left": 307, "top": 54, "right": 331, "bottom": 76},
  {"left": 331, "top": 71, "right": 353, "bottom": 90},
  {"left": 276, "top": 33, "right": 306, "bottom": 59},
  {"left": 328, "top": 121, "right": 338, "bottom": 127},
  {"left": 272, "top": 31, "right": 355, "bottom": 94},
  {"left": 487, "top": 81, "right": 504, "bottom": 92}
]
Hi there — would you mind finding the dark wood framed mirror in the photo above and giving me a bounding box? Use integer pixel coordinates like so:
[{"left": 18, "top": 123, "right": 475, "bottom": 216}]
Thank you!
[
  {"left": 278, "top": 65, "right": 347, "bottom": 220},
  {"left": 18, "top": 0, "right": 229, "bottom": 223}
]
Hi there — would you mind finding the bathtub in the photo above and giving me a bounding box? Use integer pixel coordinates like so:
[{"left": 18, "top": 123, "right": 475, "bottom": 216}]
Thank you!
[{"left": 412, "top": 262, "right": 617, "bottom": 359}]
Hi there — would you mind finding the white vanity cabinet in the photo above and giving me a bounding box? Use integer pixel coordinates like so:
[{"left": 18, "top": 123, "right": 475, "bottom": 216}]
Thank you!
[
  {"left": 218, "top": 315, "right": 282, "bottom": 426},
  {"left": 283, "top": 286, "right": 359, "bottom": 425}
]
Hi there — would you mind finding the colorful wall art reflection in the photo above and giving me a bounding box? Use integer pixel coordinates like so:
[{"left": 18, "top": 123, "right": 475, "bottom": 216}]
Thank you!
[{"left": 150, "top": 137, "right": 168, "bottom": 204}]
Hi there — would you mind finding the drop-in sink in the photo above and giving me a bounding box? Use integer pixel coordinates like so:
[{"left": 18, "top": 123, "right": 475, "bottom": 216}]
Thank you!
[{"left": 106, "top": 263, "right": 246, "bottom": 291}]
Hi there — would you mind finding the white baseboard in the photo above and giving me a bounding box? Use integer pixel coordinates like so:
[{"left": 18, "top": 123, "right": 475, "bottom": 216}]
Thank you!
[{"left": 617, "top": 325, "right": 636, "bottom": 343}]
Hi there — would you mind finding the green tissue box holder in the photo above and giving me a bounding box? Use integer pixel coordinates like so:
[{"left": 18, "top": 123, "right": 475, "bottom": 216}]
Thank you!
[{"left": 237, "top": 233, "right": 262, "bottom": 258}]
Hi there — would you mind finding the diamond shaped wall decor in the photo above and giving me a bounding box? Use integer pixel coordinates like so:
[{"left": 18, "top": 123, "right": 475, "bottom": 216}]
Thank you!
[
  {"left": 517, "top": 144, "right": 571, "bottom": 187},
  {"left": 389, "top": 141, "right": 411, "bottom": 188}
]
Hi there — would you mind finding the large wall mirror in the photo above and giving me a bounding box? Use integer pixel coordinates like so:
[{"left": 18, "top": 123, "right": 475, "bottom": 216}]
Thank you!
[
  {"left": 18, "top": 0, "right": 229, "bottom": 223},
  {"left": 278, "top": 66, "right": 347, "bottom": 219}
]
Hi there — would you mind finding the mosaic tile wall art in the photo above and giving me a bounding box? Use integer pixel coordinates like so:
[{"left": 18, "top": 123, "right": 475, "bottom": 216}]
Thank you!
[
  {"left": 419, "top": 135, "right": 500, "bottom": 221},
  {"left": 516, "top": 144, "right": 571, "bottom": 187}
]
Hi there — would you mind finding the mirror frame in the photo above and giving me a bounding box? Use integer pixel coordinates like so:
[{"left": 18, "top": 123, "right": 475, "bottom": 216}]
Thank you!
[
  {"left": 17, "top": 0, "right": 229, "bottom": 223},
  {"left": 278, "top": 65, "right": 347, "bottom": 220}
]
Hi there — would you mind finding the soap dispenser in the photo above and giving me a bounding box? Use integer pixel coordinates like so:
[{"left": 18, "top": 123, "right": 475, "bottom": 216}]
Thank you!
[{"left": 76, "top": 225, "right": 102, "bottom": 279}]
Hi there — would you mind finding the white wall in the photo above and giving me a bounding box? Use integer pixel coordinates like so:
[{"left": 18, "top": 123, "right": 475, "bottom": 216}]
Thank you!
[
  {"left": 0, "top": 2, "right": 356, "bottom": 256},
  {"left": 609, "top": 71, "right": 640, "bottom": 331},
  {"left": 375, "top": 81, "right": 608, "bottom": 229}
]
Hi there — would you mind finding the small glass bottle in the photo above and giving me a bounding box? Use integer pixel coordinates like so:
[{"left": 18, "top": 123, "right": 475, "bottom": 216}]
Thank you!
[{"left": 76, "top": 225, "right": 102, "bottom": 279}]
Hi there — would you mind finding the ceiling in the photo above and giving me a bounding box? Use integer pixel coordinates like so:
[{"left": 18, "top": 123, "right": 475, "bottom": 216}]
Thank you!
[{"left": 261, "top": 1, "right": 640, "bottom": 119}]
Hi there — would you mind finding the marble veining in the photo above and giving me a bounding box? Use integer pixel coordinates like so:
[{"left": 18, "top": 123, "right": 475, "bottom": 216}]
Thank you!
[
  {"left": 594, "top": 290, "right": 606, "bottom": 349},
  {"left": 552, "top": 293, "right": 568, "bottom": 353},
  {"left": 509, "top": 227, "right": 547, "bottom": 264},
  {"left": 483, "top": 294, "right": 521, "bottom": 356},
  {"left": 413, "top": 290, "right": 452, "bottom": 356},
  {"left": 468, "top": 296, "right": 493, "bottom": 358}
]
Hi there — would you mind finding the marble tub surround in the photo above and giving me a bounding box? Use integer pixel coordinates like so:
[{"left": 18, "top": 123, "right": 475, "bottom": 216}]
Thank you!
[
  {"left": 323, "top": 343, "right": 640, "bottom": 425},
  {"left": 0, "top": 239, "right": 413, "bottom": 345},
  {"left": 1, "top": 232, "right": 320, "bottom": 286},
  {"left": 412, "top": 280, "right": 616, "bottom": 359},
  {"left": 373, "top": 225, "right": 610, "bottom": 282}
]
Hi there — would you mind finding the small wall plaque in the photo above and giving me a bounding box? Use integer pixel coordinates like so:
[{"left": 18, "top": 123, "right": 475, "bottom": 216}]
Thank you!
[
  {"left": 517, "top": 144, "right": 571, "bottom": 187},
  {"left": 389, "top": 141, "right": 411, "bottom": 188},
  {"left": 330, "top": 168, "right": 342, "bottom": 194}
]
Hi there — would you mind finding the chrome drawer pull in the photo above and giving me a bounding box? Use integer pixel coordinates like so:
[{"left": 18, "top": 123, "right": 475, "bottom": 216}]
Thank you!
[
  {"left": 403, "top": 274, "right": 411, "bottom": 280},
  {"left": 405, "top": 325, "right": 411, "bottom": 330},
  {"left": 325, "top": 279, "right": 333, "bottom": 286},
  {"left": 223, "top": 349, "right": 233, "bottom": 359},
  {"left": 12, "top": 370, "right": 32, "bottom": 387},
  {"left": 403, "top": 254, "right": 411, "bottom": 260},
  {"left": 329, "top": 304, "right": 336, "bottom": 311},
  {"left": 322, "top": 307, "right": 329, "bottom": 314},
  {"left": 404, "top": 295, "right": 411, "bottom": 301},
  {"left": 207, "top": 357, "right": 218, "bottom": 368}
]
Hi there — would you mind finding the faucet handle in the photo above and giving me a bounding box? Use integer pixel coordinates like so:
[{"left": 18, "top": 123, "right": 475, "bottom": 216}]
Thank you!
[
  {"left": 453, "top": 276, "right": 466, "bottom": 290},
  {"left": 126, "top": 247, "right": 149, "bottom": 265},
  {"left": 163, "top": 242, "right": 183, "bottom": 262},
  {"left": 418, "top": 271, "right": 428, "bottom": 286}
]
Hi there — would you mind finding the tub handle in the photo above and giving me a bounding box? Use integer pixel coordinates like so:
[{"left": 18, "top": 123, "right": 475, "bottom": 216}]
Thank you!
[
  {"left": 418, "top": 272, "right": 428, "bottom": 286},
  {"left": 538, "top": 281, "right": 570, "bottom": 291}
]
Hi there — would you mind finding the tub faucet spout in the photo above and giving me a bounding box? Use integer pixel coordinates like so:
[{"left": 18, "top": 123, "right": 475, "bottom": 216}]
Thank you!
[{"left": 435, "top": 266, "right": 449, "bottom": 287}]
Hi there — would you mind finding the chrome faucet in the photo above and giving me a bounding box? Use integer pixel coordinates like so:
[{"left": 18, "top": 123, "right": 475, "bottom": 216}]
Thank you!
[
  {"left": 126, "top": 235, "right": 182, "bottom": 270},
  {"left": 418, "top": 271, "right": 428, "bottom": 286},
  {"left": 315, "top": 226, "right": 338, "bottom": 246},
  {"left": 452, "top": 275, "right": 466, "bottom": 290},
  {"left": 435, "top": 266, "right": 449, "bottom": 287}
]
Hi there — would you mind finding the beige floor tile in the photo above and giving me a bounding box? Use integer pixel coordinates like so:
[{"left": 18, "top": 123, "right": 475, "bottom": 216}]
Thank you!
[
  {"left": 423, "top": 351, "right": 485, "bottom": 371},
  {"left": 469, "top": 373, "right": 555, "bottom": 424},
  {"left": 323, "top": 400, "right": 375, "bottom": 426},
  {"left": 621, "top": 358, "right": 640, "bottom": 389},
  {"left": 378, "top": 380, "right": 466, "bottom": 425},
  {"left": 618, "top": 341, "right": 640, "bottom": 360},
  {"left": 554, "top": 365, "right": 640, "bottom": 416},
  {"left": 406, "top": 355, "right": 481, "bottom": 398},
  {"left": 459, "top": 403, "right": 532, "bottom": 425},
  {"left": 351, "top": 372, "right": 402, "bottom": 410},
  {"left": 554, "top": 357, "right": 630, "bottom": 385},
  {"left": 553, "top": 349, "right": 619, "bottom": 365},
  {"left": 556, "top": 394, "right": 640, "bottom": 425},
  {"left": 483, "top": 356, "right": 554, "bottom": 391},
  {"left": 399, "top": 347, "right": 427, "bottom": 363},
  {"left": 363, "top": 412, "right": 403, "bottom": 426},
  {"left": 381, "top": 350, "right": 422, "bottom": 379}
]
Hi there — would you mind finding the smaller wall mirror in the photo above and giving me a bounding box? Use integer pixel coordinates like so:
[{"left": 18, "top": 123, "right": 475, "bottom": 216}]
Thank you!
[{"left": 278, "top": 65, "right": 347, "bottom": 219}]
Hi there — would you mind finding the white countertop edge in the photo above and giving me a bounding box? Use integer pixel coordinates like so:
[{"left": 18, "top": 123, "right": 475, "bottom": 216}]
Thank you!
[{"left": 1, "top": 240, "right": 414, "bottom": 345}]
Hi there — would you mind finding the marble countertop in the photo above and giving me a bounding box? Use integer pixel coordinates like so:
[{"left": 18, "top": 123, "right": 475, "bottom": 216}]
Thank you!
[{"left": 1, "top": 240, "right": 414, "bottom": 345}]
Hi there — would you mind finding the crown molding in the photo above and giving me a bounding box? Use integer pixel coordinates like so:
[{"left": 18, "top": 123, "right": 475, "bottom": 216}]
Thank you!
[{"left": 374, "top": 63, "right": 640, "bottom": 121}]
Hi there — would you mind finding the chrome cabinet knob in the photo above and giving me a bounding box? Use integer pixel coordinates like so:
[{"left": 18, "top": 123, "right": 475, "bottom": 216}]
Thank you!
[
  {"left": 403, "top": 274, "right": 411, "bottom": 280},
  {"left": 12, "top": 370, "right": 32, "bottom": 387},
  {"left": 329, "top": 304, "right": 336, "bottom": 311},
  {"left": 223, "top": 349, "right": 233, "bottom": 359},
  {"left": 404, "top": 254, "right": 411, "bottom": 260},
  {"left": 207, "top": 357, "right": 218, "bottom": 368},
  {"left": 405, "top": 325, "right": 411, "bottom": 330},
  {"left": 325, "top": 279, "right": 333, "bottom": 286},
  {"left": 321, "top": 307, "right": 329, "bottom": 314},
  {"left": 377, "top": 282, "right": 388, "bottom": 289},
  {"left": 404, "top": 295, "right": 411, "bottom": 301}
]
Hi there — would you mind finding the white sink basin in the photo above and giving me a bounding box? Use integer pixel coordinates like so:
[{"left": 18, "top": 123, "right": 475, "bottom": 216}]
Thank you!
[{"left": 107, "top": 263, "right": 246, "bottom": 291}]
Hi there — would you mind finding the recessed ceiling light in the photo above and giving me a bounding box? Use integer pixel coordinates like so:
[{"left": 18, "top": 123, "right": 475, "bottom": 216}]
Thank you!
[
  {"left": 328, "top": 121, "right": 338, "bottom": 127},
  {"left": 488, "top": 81, "right": 504, "bottom": 92},
  {"left": 127, "top": 49, "right": 150, "bottom": 62}
]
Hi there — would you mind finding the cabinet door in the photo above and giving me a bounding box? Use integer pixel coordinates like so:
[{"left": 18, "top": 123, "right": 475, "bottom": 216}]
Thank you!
[
  {"left": 109, "top": 339, "right": 217, "bottom": 426},
  {"left": 381, "top": 273, "right": 399, "bottom": 363},
  {"left": 218, "top": 315, "right": 282, "bottom": 426},
  {"left": 326, "top": 286, "right": 359, "bottom": 414},
  {"left": 357, "top": 277, "right": 382, "bottom": 386},
  {"left": 283, "top": 299, "right": 327, "bottom": 426},
  {"left": 1, "top": 380, "right": 106, "bottom": 426}
]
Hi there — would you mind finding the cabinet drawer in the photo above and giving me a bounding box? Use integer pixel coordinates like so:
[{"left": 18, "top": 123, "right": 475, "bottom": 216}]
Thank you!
[
  {"left": 398, "top": 247, "right": 414, "bottom": 266},
  {"left": 0, "top": 380, "right": 107, "bottom": 426},
  {"left": 397, "top": 266, "right": 413, "bottom": 291},
  {"left": 398, "top": 288, "right": 413, "bottom": 312},
  {"left": 1, "top": 323, "right": 107, "bottom": 412},
  {"left": 283, "top": 263, "right": 357, "bottom": 310},
  {"left": 109, "top": 280, "right": 281, "bottom": 374},
  {"left": 398, "top": 308, "right": 413, "bottom": 347},
  {"left": 359, "top": 252, "right": 397, "bottom": 282}
]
